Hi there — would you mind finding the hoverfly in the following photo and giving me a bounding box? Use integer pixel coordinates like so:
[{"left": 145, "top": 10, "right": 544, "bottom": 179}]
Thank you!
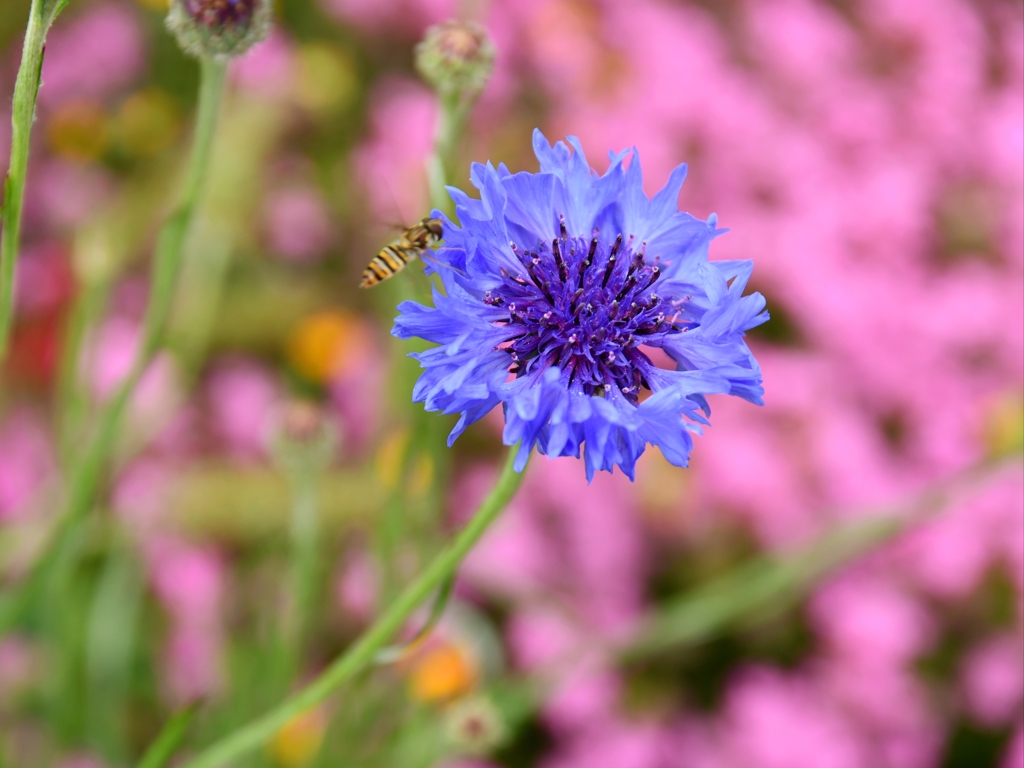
[{"left": 359, "top": 217, "right": 444, "bottom": 288}]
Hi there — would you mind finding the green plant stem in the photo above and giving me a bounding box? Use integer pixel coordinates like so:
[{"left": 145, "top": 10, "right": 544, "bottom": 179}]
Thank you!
[
  {"left": 137, "top": 705, "right": 199, "bottom": 768},
  {"left": 62, "top": 55, "right": 224, "bottom": 520},
  {"left": 620, "top": 516, "right": 904, "bottom": 661},
  {"left": 280, "top": 464, "right": 321, "bottom": 681},
  {"left": 426, "top": 93, "right": 470, "bottom": 215},
  {"left": 175, "top": 446, "right": 529, "bottom": 768},
  {"left": 375, "top": 89, "right": 472, "bottom": 601},
  {"left": 0, "top": 57, "right": 227, "bottom": 635},
  {"left": 63, "top": 54, "right": 225, "bottom": 517},
  {"left": 85, "top": 545, "right": 144, "bottom": 760},
  {"left": 0, "top": 0, "right": 71, "bottom": 362},
  {"left": 55, "top": 275, "right": 111, "bottom": 467},
  {"left": 410, "top": 90, "right": 470, "bottom": 554},
  {"left": 620, "top": 453, "right": 1024, "bottom": 661}
]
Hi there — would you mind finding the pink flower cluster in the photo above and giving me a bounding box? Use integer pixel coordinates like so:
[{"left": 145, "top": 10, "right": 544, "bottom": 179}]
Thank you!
[{"left": 346, "top": 0, "right": 1022, "bottom": 764}]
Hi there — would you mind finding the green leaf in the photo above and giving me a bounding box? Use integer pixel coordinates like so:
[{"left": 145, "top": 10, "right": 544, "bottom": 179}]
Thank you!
[{"left": 622, "top": 515, "right": 904, "bottom": 660}]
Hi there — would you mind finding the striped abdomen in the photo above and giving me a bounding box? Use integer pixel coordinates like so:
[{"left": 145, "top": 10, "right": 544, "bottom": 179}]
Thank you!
[
  {"left": 359, "top": 218, "right": 444, "bottom": 289},
  {"left": 360, "top": 242, "right": 419, "bottom": 288}
]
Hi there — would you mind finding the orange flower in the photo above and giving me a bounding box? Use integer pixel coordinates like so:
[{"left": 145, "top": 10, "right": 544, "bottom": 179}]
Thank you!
[
  {"left": 286, "top": 310, "right": 370, "bottom": 384},
  {"left": 408, "top": 640, "right": 478, "bottom": 703}
]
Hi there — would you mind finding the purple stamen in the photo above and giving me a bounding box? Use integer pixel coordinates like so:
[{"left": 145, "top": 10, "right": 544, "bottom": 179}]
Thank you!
[{"left": 492, "top": 223, "right": 679, "bottom": 403}]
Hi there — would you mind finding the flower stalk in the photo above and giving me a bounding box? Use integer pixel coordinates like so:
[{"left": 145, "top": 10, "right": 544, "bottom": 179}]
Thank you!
[
  {"left": 426, "top": 92, "right": 471, "bottom": 215},
  {"left": 137, "top": 705, "right": 199, "bottom": 768},
  {"left": 172, "top": 446, "right": 529, "bottom": 768},
  {"left": 0, "top": 56, "right": 228, "bottom": 636},
  {"left": 375, "top": 19, "right": 496, "bottom": 602},
  {"left": 59, "top": 54, "right": 227, "bottom": 538},
  {"left": 417, "top": 19, "right": 495, "bottom": 214},
  {"left": 271, "top": 402, "right": 336, "bottom": 681},
  {"left": 0, "top": 0, "right": 73, "bottom": 363}
]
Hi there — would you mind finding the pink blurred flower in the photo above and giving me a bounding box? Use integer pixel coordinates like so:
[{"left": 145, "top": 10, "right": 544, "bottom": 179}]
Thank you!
[
  {"left": 506, "top": 606, "right": 580, "bottom": 672},
  {"left": 542, "top": 719, "right": 675, "bottom": 768},
  {"left": 810, "top": 575, "right": 936, "bottom": 667},
  {"left": 14, "top": 242, "right": 73, "bottom": 318},
  {"left": 39, "top": 3, "right": 145, "bottom": 108},
  {"left": 114, "top": 458, "right": 222, "bottom": 705},
  {"left": 457, "top": 465, "right": 550, "bottom": 598},
  {"left": 55, "top": 756, "right": 107, "bottom": 768},
  {"left": 147, "top": 539, "right": 225, "bottom": 702},
  {"left": 264, "top": 186, "right": 333, "bottom": 261},
  {"left": 336, "top": 550, "right": 377, "bottom": 622},
  {"left": 205, "top": 357, "right": 279, "bottom": 460},
  {"left": 231, "top": 30, "right": 295, "bottom": 99},
  {"left": 542, "top": 668, "right": 621, "bottom": 737},
  {"left": 816, "top": 657, "right": 941, "bottom": 768},
  {"left": 352, "top": 79, "right": 435, "bottom": 227},
  {"left": 318, "top": 0, "right": 454, "bottom": 35},
  {"left": 462, "top": 457, "right": 645, "bottom": 634},
  {"left": 961, "top": 634, "right": 1024, "bottom": 728},
  {"left": 164, "top": 625, "right": 223, "bottom": 703},
  {"left": 89, "top": 317, "right": 138, "bottom": 400},
  {"left": 901, "top": 469, "right": 1024, "bottom": 597},
  {"left": 328, "top": 330, "right": 386, "bottom": 455},
  {"left": 27, "top": 161, "right": 113, "bottom": 232},
  {"left": 113, "top": 459, "right": 176, "bottom": 537},
  {"left": 149, "top": 543, "right": 224, "bottom": 622},
  {"left": 86, "top": 317, "right": 182, "bottom": 431},
  {"left": 0, "top": 410, "right": 54, "bottom": 522},
  {"left": 0, "top": 637, "right": 39, "bottom": 699},
  {"left": 715, "top": 667, "right": 867, "bottom": 768}
]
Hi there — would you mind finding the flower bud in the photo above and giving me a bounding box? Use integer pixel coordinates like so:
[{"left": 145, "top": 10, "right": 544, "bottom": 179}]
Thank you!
[
  {"left": 166, "top": 0, "right": 273, "bottom": 60},
  {"left": 415, "top": 20, "right": 495, "bottom": 100},
  {"left": 442, "top": 695, "right": 506, "bottom": 755},
  {"left": 270, "top": 400, "right": 337, "bottom": 475}
]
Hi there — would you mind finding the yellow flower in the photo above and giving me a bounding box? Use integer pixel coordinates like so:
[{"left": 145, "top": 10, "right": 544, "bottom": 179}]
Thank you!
[
  {"left": 116, "top": 89, "right": 181, "bottom": 156},
  {"left": 295, "top": 43, "right": 358, "bottom": 114},
  {"left": 375, "top": 430, "right": 409, "bottom": 491},
  {"left": 269, "top": 707, "right": 326, "bottom": 767},
  {"left": 46, "top": 100, "right": 110, "bottom": 161},
  {"left": 985, "top": 391, "right": 1024, "bottom": 459},
  {"left": 375, "top": 430, "right": 434, "bottom": 494}
]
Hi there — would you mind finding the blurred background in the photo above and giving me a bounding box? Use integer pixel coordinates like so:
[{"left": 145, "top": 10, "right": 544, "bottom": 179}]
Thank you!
[{"left": 0, "top": 0, "right": 1022, "bottom": 766}]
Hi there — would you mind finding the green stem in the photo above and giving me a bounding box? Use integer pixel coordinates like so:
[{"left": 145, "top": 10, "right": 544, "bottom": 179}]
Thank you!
[
  {"left": 55, "top": 275, "right": 110, "bottom": 467},
  {"left": 0, "top": 57, "right": 228, "bottom": 635},
  {"left": 70, "top": 57, "right": 226, "bottom": 505},
  {"left": 64, "top": 55, "right": 225, "bottom": 515},
  {"left": 62, "top": 54, "right": 225, "bottom": 534},
  {"left": 375, "top": 89, "right": 472, "bottom": 601},
  {"left": 137, "top": 705, "right": 199, "bottom": 768},
  {"left": 175, "top": 446, "right": 529, "bottom": 768},
  {"left": 426, "top": 94, "right": 470, "bottom": 215},
  {"left": 282, "top": 465, "right": 320, "bottom": 677},
  {"left": 0, "top": 0, "right": 71, "bottom": 362}
]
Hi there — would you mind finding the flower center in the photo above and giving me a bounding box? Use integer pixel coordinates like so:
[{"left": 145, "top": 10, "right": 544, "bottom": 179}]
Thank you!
[
  {"left": 487, "top": 216, "right": 688, "bottom": 403},
  {"left": 184, "top": 0, "right": 256, "bottom": 26}
]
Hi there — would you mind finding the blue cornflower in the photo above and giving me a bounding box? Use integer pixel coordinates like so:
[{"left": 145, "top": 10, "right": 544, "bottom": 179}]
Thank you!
[{"left": 393, "top": 130, "right": 768, "bottom": 480}]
